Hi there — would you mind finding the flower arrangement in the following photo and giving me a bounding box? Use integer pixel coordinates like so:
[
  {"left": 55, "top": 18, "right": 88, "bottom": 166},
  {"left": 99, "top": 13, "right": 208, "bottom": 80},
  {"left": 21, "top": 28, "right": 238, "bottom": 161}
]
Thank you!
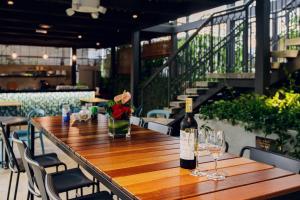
[
  {"left": 106, "top": 91, "right": 132, "bottom": 120},
  {"left": 106, "top": 91, "right": 132, "bottom": 138}
]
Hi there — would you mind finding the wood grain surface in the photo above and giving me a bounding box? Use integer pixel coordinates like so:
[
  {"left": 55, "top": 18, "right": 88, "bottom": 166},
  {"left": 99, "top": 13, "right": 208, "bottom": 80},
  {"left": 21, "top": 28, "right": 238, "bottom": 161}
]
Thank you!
[{"left": 31, "top": 116, "right": 300, "bottom": 200}]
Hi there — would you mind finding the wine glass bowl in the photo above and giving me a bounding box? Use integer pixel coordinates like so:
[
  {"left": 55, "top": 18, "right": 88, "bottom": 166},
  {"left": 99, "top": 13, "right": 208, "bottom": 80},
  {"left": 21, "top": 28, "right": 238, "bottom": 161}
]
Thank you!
[
  {"left": 191, "top": 130, "right": 209, "bottom": 176},
  {"left": 206, "top": 130, "right": 226, "bottom": 181}
]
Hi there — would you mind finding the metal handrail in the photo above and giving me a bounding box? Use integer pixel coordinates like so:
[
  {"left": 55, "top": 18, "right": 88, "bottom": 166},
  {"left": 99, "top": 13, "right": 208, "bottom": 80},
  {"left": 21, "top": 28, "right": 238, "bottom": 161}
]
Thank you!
[{"left": 141, "top": 0, "right": 255, "bottom": 91}]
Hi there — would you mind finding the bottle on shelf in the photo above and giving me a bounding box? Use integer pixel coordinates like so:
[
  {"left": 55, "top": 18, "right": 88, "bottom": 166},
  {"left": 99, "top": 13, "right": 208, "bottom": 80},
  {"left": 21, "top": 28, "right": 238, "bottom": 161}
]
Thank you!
[{"left": 180, "top": 97, "right": 198, "bottom": 169}]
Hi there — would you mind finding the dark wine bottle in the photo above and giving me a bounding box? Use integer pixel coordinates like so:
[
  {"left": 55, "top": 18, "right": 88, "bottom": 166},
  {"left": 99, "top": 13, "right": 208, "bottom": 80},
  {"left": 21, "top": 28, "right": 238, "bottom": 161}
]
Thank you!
[{"left": 180, "top": 98, "right": 197, "bottom": 169}]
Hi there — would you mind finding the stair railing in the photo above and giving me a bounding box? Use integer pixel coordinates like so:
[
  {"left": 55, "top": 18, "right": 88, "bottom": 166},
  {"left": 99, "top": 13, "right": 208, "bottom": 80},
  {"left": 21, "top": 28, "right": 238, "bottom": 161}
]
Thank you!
[
  {"left": 270, "top": 0, "right": 300, "bottom": 50},
  {"left": 140, "top": 0, "right": 255, "bottom": 114}
]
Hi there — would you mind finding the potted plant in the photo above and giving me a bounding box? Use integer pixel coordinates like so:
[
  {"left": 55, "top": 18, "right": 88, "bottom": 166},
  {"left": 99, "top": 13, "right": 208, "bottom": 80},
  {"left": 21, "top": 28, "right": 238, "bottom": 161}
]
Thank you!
[{"left": 106, "top": 91, "right": 132, "bottom": 138}]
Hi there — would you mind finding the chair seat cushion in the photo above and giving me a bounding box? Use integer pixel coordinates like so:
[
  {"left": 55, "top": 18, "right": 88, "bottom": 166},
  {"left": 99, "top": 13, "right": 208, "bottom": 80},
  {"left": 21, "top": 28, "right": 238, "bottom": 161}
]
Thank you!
[
  {"left": 71, "top": 191, "right": 112, "bottom": 200},
  {"left": 50, "top": 168, "right": 94, "bottom": 193},
  {"left": 34, "top": 153, "right": 64, "bottom": 168}
]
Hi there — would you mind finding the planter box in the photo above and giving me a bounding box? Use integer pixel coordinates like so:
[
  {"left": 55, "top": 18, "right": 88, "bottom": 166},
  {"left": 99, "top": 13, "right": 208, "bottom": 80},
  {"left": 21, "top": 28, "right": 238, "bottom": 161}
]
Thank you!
[{"left": 195, "top": 114, "right": 297, "bottom": 157}]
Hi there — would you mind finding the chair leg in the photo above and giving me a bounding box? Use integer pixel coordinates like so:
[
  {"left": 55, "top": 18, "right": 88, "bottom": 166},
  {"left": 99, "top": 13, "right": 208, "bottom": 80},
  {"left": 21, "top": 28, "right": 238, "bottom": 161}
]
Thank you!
[
  {"left": 7, "top": 171, "right": 13, "bottom": 200},
  {"left": 39, "top": 132, "right": 45, "bottom": 154},
  {"left": 26, "top": 191, "right": 30, "bottom": 200},
  {"left": 1, "top": 140, "right": 3, "bottom": 168},
  {"left": 13, "top": 172, "right": 20, "bottom": 200}
]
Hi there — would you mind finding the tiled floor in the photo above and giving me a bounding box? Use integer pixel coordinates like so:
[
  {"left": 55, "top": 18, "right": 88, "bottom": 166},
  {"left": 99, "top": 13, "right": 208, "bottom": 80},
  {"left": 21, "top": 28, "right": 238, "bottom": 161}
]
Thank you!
[{"left": 0, "top": 131, "right": 113, "bottom": 200}]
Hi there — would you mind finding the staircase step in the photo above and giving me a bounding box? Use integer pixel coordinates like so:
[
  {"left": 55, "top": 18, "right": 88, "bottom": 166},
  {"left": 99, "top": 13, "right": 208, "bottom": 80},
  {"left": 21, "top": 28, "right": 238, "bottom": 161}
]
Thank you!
[
  {"left": 169, "top": 101, "right": 185, "bottom": 108},
  {"left": 186, "top": 88, "right": 208, "bottom": 95},
  {"left": 195, "top": 81, "right": 217, "bottom": 88},
  {"left": 286, "top": 38, "right": 300, "bottom": 46},
  {"left": 177, "top": 95, "right": 198, "bottom": 101},
  {"left": 271, "top": 62, "right": 282, "bottom": 69},
  {"left": 206, "top": 73, "right": 255, "bottom": 79},
  {"left": 164, "top": 107, "right": 181, "bottom": 114},
  {"left": 271, "top": 50, "right": 299, "bottom": 58}
]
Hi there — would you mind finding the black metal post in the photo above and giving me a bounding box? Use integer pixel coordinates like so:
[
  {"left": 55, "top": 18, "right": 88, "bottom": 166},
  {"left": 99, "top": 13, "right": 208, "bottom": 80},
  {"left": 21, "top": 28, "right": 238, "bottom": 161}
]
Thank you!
[
  {"left": 71, "top": 47, "right": 77, "bottom": 85},
  {"left": 170, "top": 29, "right": 178, "bottom": 78},
  {"left": 243, "top": 8, "right": 249, "bottom": 72},
  {"left": 255, "top": 0, "right": 271, "bottom": 94},
  {"left": 226, "top": 3, "right": 235, "bottom": 73},
  {"left": 209, "top": 20, "right": 214, "bottom": 73},
  {"left": 131, "top": 31, "right": 140, "bottom": 107},
  {"left": 111, "top": 46, "right": 116, "bottom": 78}
]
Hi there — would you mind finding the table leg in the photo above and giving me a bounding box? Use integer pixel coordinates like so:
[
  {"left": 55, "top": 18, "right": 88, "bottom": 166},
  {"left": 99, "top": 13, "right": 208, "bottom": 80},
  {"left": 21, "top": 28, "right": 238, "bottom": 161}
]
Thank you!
[{"left": 30, "top": 123, "right": 35, "bottom": 156}]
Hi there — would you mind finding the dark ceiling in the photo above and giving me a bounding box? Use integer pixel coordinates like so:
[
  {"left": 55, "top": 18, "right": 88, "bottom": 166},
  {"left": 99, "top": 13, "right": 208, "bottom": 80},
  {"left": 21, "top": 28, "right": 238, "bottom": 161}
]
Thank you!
[{"left": 0, "top": 0, "right": 237, "bottom": 48}]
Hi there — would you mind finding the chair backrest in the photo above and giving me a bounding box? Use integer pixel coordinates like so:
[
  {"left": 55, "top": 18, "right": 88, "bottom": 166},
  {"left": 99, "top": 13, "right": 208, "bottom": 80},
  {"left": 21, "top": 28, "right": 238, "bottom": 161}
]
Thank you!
[
  {"left": 240, "top": 146, "right": 300, "bottom": 174},
  {"left": 147, "top": 122, "right": 171, "bottom": 135},
  {"left": 26, "top": 108, "right": 46, "bottom": 133},
  {"left": 146, "top": 109, "right": 171, "bottom": 119},
  {"left": 24, "top": 147, "right": 48, "bottom": 200},
  {"left": 0, "top": 122, "right": 20, "bottom": 172},
  {"left": 133, "top": 105, "right": 143, "bottom": 117},
  {"left": 130, "top": 116, "right": 142, "bottom": 126},
  {"left": 45, "top": 175, "right": 61, "bottom": 200},
  {"left": 12, "top": 133, "right": 39, "bottom": 196},
  {"left": 27, "top": 108, "right": 46, "bottom": 119}
]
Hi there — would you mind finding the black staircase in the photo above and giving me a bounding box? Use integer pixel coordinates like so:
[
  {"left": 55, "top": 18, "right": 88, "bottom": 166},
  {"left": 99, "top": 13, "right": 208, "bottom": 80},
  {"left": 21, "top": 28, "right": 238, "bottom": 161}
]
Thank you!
[{"left": 140, "top": 0, "right": 300, "bottom": 135}]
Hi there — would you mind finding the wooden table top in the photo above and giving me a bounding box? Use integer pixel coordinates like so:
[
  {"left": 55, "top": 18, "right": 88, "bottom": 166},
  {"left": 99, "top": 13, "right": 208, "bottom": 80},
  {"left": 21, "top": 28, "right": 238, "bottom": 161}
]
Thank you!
[
  {"left": 142, "top": 117, "right": 174, "bottom": 125},
  {"left": 31, "top": 116, "right": 300, "bottom": 200},
  {"left": 0, "top": 101, "right": 22, "bottom": 107},
  {"left": 80, "top": 98, "right": 109, "bottom": 104},
  {"left": 0, "top": 116, "right": 27, "bottom": 126}
]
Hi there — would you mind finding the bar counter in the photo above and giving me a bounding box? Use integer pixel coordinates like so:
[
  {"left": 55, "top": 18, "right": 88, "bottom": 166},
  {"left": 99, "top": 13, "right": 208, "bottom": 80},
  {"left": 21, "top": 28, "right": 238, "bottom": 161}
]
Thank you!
[{"left": 0, "top": 89, "right": 95, "bottom": 116}]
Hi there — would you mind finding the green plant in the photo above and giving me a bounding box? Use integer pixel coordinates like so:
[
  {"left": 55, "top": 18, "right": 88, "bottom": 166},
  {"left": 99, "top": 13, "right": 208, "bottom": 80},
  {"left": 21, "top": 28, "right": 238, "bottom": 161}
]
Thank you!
[{"left": 199, "top": 89, "right": 300, "bottom": 159}]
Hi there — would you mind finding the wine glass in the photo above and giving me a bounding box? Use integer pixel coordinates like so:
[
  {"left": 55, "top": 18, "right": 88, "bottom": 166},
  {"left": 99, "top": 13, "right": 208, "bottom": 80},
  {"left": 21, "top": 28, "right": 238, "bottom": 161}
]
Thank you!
[
  {"left": 191, "top": 130, "right": 208, "bottom": 176},
  {"left": 206, "top": 130, "right": 226, "bottom": 181}
]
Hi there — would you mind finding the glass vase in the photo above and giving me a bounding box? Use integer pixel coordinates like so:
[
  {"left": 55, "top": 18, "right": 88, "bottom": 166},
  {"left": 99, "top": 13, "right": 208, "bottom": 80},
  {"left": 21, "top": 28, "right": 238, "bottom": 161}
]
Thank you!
[{"left": 108, "top": 117, "right": 131, "bottom": 138}]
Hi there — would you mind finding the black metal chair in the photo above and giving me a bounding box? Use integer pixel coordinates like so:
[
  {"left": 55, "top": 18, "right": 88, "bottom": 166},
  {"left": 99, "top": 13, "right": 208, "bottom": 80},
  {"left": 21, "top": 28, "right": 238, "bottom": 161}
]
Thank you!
[
  {"left": 12, "top": 132, "right": 67, "bottom": 199},
  {"left": 0, "top": 122, "right": 25, "bottom": 200},
  {"left": 46, "top": 174, "right": 113, "bottom": 200},
  {"left": 240, "top": 146, "right": 300, "bottom": 174},
  {"left": 24, "top": 147, "right": 98, "bottom": 200}
]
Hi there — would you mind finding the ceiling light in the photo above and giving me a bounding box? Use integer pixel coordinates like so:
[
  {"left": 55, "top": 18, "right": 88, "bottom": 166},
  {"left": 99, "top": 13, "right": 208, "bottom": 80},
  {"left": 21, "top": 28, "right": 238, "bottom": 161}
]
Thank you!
[
  {"left": 66, "top": 0, "right": 107, "bottom": 18},
  {"left": 7, "top": 1, "right": 14, "bottom": 5},
  {"left": 36, "top": 29, "right": 47, "bottom": 34},
  {"left": 96, "top": 42, "right": 100, "bottom": 46},
  {"left": 78, "top": 35, "right": 82, "bottom": 39},
  {"left": 66, "top": 8, "right": 75, "bottom": 16},
  {"left": 91, "top": 12, "right": 99, "bottom": 19},
  {"left": 72, "top": 55, "right": 77, "bottom": 61},
  {"left": 11, "top": 52, "right": 18, "bottom": 59},
  {"left": 132, "top": 14, "right": 138, "bottom": 19},
  {"left": 39, "top": 24, "right": 51, "bottom": 29},
  {"left": 43, "top": 53, "right": 48, "bottom": 60}
]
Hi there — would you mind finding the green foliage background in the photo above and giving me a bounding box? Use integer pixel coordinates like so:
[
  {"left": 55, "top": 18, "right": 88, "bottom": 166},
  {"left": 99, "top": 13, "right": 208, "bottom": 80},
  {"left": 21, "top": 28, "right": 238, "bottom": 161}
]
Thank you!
[{"left": 199, "top": 89, "right": 300, "bottom": 159}]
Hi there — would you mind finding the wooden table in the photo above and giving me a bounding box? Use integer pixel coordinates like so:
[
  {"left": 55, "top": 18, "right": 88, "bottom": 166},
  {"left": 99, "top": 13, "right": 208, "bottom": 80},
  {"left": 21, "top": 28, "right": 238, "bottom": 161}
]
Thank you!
[
  {"left": 80, "top": 98, "right": 109, "bottom": 104},
  {"left": 0, "top": 116, "right": 27, "bottom": 168},
  {"left": 0, "top": 101, "right": 22, "bottom": 107},
  {"left": 142, "top": 117, "right": 174, "bottom": 125},
  {"left": 30, "top": 116, "right": 300, "bottom": 200}
]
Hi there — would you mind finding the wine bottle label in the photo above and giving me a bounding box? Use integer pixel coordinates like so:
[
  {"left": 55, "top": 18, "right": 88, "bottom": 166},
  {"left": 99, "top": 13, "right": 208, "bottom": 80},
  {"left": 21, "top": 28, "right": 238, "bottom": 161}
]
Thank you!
[
  {"left": 185, "top": 98, "right": 193, "bottom": 113},
  {"left": 180, "top": 129, "right": 195, "bottom": 160}
]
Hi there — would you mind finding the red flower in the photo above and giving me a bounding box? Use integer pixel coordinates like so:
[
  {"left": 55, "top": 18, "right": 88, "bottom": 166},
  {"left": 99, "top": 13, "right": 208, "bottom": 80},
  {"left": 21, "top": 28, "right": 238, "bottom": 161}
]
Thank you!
[{"left": 111, "top": 104, "right": 131, "bottom": 120}]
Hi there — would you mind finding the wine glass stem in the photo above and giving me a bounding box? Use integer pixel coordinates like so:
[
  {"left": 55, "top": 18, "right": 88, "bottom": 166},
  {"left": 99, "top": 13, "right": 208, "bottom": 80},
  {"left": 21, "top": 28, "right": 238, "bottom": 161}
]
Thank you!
[
  {"left": 214, "top": 158, "right": 217, "bottom": 173},
  {"left": 195, "top": 154, "right": 199, "bottom": 169}
]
